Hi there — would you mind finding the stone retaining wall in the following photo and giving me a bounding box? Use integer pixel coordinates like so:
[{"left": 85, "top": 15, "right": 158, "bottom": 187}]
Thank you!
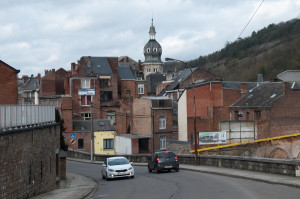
[{"left": 67, "top": 150, "right": 300, "bottom": 177}]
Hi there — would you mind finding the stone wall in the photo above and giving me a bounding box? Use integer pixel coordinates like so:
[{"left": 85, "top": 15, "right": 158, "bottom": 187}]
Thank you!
[
  {"left": 68, "top": 150, "right": 300, "bottom": 177},
  {"left": 0, "top": 124, "right": 60, "bottom": 199}
]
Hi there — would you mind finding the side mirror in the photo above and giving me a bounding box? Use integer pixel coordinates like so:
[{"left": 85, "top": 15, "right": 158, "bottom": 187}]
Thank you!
[
  {"left": 103, "top": 164, "right": 107, "bottom": 167},
  {"left": 130, "top": 162, "right": 133, "bottom": 165}
]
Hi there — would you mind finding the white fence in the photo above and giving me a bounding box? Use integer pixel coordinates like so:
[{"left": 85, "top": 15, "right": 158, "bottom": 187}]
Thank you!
[{"left": 0, "top": 105, "right": 55, "bottom": 131}]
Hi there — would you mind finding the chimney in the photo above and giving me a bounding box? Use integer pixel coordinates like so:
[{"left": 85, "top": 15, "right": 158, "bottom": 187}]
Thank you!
[
  {"left": 37, "top": 73, "right": 41, "bottom": 80},
  {"left": 22, "top": 75, "right": 29, "bottom": 84},
  {"left": 257, "top": 74, "right": 263, "bottom": 82},
  {"left": 87, "top": 56, "right": 91, "bottom": 67}
]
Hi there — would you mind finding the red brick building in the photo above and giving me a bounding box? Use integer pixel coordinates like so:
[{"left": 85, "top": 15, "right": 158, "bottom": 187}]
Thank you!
[
  {"left": 0, "top": 60, "right": 20, "bottom": 104},
  {"left": 230, "top": 82, "right": 300, "bottom": 139},
  {"left": 178, "top": 81, "right": 257, "bottom": 143}
]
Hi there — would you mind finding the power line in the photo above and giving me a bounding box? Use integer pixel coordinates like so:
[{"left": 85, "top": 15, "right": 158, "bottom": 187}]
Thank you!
[{"left": 237, "top": 0, "right": 264, "bottom": 40}]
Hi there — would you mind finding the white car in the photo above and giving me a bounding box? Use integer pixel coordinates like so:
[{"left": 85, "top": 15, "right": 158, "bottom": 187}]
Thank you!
[{"left": 101, "top": 156, "right": 135, "bottom": 181}]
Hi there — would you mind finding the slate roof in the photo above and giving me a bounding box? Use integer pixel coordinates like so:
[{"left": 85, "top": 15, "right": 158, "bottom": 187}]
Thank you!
[
  {"left": 158, "top": 68, "right": 197, "bottom": 96},
  {"left": 222, "top": 81, "right": 258, "bottom": 90},
  {"left": 19, "top": 78, "right": 40, "bottom": 91},
  {"left": 82, "top": 57, "right": 113, "bottom": 75},
  {"left": 73, "top": 119, "right": 115, "bottom": 132},
  {"left": 230, "top": 82, "right": 283, "bottom": 109},
  {"left": 146, "top": 73, "right": 166, "bottom": 94},
  {"left": 118, "top": 67, "right": 135, "bottom": 80}
]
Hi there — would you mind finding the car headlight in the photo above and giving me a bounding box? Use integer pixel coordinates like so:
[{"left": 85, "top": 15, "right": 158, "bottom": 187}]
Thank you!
[
  {"left": 128, "top": 167, "right": 133, "bottom": 170},
  {"left": 108, "top": 168, "right": 114, "bottom": 172}
]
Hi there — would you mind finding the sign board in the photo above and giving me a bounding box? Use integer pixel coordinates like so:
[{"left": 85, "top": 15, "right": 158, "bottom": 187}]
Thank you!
[
  {"left": 62, "top": 134, "right": 66, "bottom": 142},
  {"left": 199, "top": 131, "right": 226, "bottom": 145},
  {"left": 78, "top": 88, "right": 95, "bottom": 96},
  {"left": 70, "top": 133, "right": 76, "bottom": 140}
]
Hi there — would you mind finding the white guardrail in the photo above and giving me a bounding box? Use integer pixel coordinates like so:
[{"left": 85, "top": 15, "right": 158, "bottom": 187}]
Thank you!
[{"left": 0, "top": 105, "right": 56, "bottom": 131}]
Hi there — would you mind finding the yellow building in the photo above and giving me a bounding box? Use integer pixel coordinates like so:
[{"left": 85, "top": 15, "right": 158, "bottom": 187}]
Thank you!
[{"left": 93, "top": 120, "right": 116, "bottom": 155}]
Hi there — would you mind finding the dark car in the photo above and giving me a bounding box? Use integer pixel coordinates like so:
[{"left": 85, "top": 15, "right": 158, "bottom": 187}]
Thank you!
[{"left": 148, "top": 151, "right": 179, "bottom": 173}]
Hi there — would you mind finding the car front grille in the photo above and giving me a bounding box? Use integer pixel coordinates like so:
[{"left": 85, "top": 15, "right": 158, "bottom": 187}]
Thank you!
[{"left": 115, "top": 169, "right": 127, "bottom": 172}]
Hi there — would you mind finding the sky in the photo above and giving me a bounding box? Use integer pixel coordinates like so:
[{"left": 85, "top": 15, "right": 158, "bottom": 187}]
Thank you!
[{"left": 1, "top": 0, "right": 300, "bottom": 77}]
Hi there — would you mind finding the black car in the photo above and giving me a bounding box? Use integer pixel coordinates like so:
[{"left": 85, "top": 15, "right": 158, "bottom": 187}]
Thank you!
[{"left": 148, "top": 151, "right": 179, "bottom": 173}]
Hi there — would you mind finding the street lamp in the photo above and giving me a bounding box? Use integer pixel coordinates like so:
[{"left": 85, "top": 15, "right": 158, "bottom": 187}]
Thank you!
[{"left": 165, "top": 57, "right": 199, "bottom": 165}]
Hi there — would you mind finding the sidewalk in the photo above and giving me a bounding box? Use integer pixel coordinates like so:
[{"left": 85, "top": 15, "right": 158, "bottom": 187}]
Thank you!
[{"left": 32, "top": 158, "right": 300, "bottom": 199}]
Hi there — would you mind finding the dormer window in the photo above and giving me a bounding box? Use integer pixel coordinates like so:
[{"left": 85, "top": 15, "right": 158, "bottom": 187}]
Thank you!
[
  {"left": 153, "top": 48, "right": 157, "bottom": 52},
  {"left": 147, "top": 48, "right": 151, "bottom": 53}
]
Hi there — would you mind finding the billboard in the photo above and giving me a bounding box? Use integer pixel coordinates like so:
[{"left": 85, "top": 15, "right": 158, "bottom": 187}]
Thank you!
[
  {"left": 199, "top": 131, "right": 226, "bottom": 145},
  {"left": 78, "top": 88, "right": 95, "bottom": 96}
]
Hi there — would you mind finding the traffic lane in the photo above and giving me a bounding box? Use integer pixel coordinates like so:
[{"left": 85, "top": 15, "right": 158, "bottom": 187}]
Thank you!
[{"left": 67, "top": 161, "right": 300, "bottom": 199}]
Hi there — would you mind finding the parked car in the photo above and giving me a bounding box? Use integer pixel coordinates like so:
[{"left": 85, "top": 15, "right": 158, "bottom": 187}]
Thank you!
[
  {"left": 148, "top": 151, "right": 179, "bottom": 173},
  {"left": 101, "top": 156, "right": 134, "bottom": 181}
]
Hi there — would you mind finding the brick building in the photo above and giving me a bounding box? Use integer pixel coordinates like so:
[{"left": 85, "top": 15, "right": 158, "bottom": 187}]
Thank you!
[
  {"left": 132, "top": 97, "right": 177, "bottom": 152},
  {"left": 230, "top": 81, "right": 300, "bottom": 139},
  {"left": 0, "top": 60, "right": 20, "bottom": 104},
  {"left": 18, "top": 74, "right": 40, "bottom": 105},
  {"left": 178, "top": 81, "right": 257, "bottom": 143}
]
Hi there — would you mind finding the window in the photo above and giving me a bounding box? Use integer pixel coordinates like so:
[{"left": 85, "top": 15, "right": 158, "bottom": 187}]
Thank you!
[
  {"left": 81, "top": 113, "right": 91, "bottom": 120},
  {"left": 146, "top": 48, "right": 150, "bottom": 53},
  {"left": 138, "top": 84, "right": 144, "bottom": 94},
  {"left": 107, "top": 111, "right": 116, "bottom": 125},
  {"left": 81, "top": 79, "right": 90, "bottom": 88},
  {"left": 78, "top": 139, "right": 84, "bottom": 149},
  {"left": 159, "top": 116, "right": 166, "bottom": 130},
  {"left": 146, "top": 68, "right": 151, "bottom": 72},
  {"left": 126, "top": 90, "right": 131, "bottom": 98},
  {"left": 80, "top": 95, "right": 92, "bottom": 106},
  {"left": 153, "top": 48, "right": 157, "bottom": 52},
  {"left": 154, "top": 68, "right": 158, "bottom": 72},
  {"left": 100, "top": 91, "right": 113, "bottom": 101},
  {"left": 100, "top": 79, "right": 110, "bottom": 87},
  {"left": 254, "top": 111, "right": 261, "bottom": 120},
  {"left": 158, "top": 100, "right": 165, "bottom": 107},
  {"left": 103, "top": 139, "right": 114, "bottom": 150},
  {"left": 160, "top": 136, "right": 166, "bottom": 150}
]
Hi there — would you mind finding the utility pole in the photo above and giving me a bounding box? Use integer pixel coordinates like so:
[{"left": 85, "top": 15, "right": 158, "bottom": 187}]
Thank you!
[
  {"left": 165, "top": 57, "right": 199, "bottom": 165},
  {"left": 90, "top": 102, "right": 94, "bottom": 161}
]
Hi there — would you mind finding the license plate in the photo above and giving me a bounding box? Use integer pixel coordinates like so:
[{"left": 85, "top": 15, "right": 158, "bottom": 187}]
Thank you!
[
  {"left": 165, "top": 166, "right": 172, "bottom": 168},
  {"left": 118, "top": 172, "right": 126, "bottom": 175}
]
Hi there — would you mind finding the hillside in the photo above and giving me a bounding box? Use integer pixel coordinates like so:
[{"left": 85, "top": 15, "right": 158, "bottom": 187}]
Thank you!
[{"left": 188, "top": 18, "right": 300, "bottom": 81}]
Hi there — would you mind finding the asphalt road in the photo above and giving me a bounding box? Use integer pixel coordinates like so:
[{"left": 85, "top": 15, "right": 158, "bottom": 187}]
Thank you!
[{"left": 67, "top": 160, "right": 300, "bottom": 199}]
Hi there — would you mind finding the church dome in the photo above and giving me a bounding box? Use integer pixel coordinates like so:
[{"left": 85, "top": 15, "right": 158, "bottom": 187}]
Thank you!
[{"left": 143, "top": 19, "right": 163, "bottom": 64}]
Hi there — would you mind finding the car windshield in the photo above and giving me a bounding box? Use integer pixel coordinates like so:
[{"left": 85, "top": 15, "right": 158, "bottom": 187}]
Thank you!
[
  {"left": 108, "top": 158, "right": 129, "bottom": 166},
  {"left": 157, "top": 152, "right": 175, "bottom": 158}
]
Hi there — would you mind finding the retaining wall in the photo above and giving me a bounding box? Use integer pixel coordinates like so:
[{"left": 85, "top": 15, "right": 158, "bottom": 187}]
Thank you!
[{"left": 67, "top": 150, "right": 300, "bottom": 177}]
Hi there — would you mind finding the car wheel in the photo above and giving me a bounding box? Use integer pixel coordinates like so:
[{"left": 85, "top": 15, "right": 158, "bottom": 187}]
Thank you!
[
  {"left": 175, "top": 168, "right": 179, "bottom": 172},
  {"left": 102, "top": 173, "right": 105, "bottom": 179},
  {"left": 148, "top": 166, "right": 152, "bottom": 173},
  {"left": 106, "top": 172, "right": 110, "bottom": 181},
  {"left": 155, "top": 169, "right": 159, "bottom": 174}
]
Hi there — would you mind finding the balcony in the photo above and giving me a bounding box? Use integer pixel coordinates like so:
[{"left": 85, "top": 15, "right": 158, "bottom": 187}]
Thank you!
[{"left": 0, "top": 105, "right": 55, "bottom": 131}]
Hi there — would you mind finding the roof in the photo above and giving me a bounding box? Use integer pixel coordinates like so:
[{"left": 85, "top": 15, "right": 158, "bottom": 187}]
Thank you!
[
  {"left": 82, "top": 57, "right": 113, "bottom": 75},
  {"left": 0, "top": 60, "right": 20, "bottom": 73},
  {"left": 230, "top": 82, "right": 283, "bottom": 109},
  {"left": 158, "top": 68, "right": 196, "bottom": 96},
  {"left": 277, "top": 70, "right": 300, "bottom": 82},
  {"left": 19, "top": 78, "right": 40, "bottom": 91},
  {"left": 118, "top": 67, "right": 135, "bottom": 80},
  {"left": 222, "top": 81, "right": 258, "bottom": 90},
  {"left": 73, "top": 119, "right": 115, "bottom": 131}
]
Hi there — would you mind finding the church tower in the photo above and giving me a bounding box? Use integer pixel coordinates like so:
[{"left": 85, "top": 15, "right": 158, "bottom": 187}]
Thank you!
[{"left": 142, "top": 19, "right": 164, "bottom": 79}]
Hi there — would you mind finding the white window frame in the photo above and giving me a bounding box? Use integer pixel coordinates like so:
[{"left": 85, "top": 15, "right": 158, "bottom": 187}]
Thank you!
[
  {"left": 159, "top": 116, "right": 166, "bottom": 130},
  {"left": 146, "top": 68, "right": 151, "bottom": 72},
  {"left": 81, "top": 79, "right": 90, "bottom": 88},
  {"left": 160, "top": 135, "right": 166, "bottom": 150},
  {"left": 107, "top": 111, "right": 116, "bottom": 125},
  {"left": 153, "top": 68, "right": 158, "bottom": 72},
  {"left": 81, "top": 113, "right": 91, "bottom": 120},
  {"left": 138, "top": 84, "right": 144, "bottom": 94}
]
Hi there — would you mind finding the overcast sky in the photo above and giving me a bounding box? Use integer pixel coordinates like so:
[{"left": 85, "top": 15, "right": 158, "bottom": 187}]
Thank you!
[{"left": 1, "top": 0, "right": 300, "bottom": 77}]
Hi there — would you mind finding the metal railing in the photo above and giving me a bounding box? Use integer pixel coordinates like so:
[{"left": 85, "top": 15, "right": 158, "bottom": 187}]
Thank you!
[{"left": 0, "top": 105, "right": 56, "bottom": 131}]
